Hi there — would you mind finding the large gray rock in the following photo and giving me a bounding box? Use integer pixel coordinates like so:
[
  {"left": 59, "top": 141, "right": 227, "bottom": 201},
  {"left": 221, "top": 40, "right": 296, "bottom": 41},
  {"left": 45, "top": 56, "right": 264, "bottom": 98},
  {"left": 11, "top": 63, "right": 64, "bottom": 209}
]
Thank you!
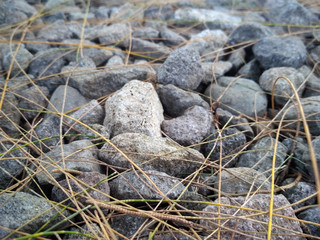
[
  {"left": 200, "top": 194, "right": 304, "bottom": 240},
  {"left": 253, "top": 36, "right": 307, "bottom": 69},
  {"left": 161, "top": 106, "right": 213, "bottom": 147},
  {"left": 259, "top": 67, "right": 305, "bottom": 106},
  {"left": 36, "top": 140, "right": 101, "bottom": 185},
  {"left": 109, "top": 170, "right": 185, "bottom": 200},
  {"left": 237, "top": 137, "right": 288, "bottom": 176},
  {"left": 0, "top": 93, "right": 21, "bottom": 137},
  {"left": 98, "top": 133, "right": 205, "bottom": 177},
  {"left": 131, "top": 38, "right": 171, "bottom": 60},
  {"left": 204, "top": 77, "right": 268, "bottom": 117},
  {"left": 103, "top": 80, "right": 163, "bottom": 138},
  {"left": 0, "top": 192, "right": 69, "bottom": 239},
  {"left": 37, "top": 20, "right": 72, "bottom": 42},
  {"left": 157, "top": 84, "right": 209, "bottom": 117},
  {"left": 158, "top": 46, "right": 204, "bottom": 90}
]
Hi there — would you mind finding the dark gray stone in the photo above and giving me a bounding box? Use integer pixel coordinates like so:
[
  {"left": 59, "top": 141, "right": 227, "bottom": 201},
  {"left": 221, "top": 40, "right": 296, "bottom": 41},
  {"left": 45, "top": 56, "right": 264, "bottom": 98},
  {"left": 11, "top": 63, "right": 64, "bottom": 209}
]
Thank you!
[
  {"left": 98, "top": 133, "right": 205, "bottom": 177},
  {"left": 203, "top": 127, "right": 247, "bottom": 167},
  {"left": 110, "top": 215, "right": 148, "bottom": 239},
  {"left": 131, "top": 38, "right": 171, "bottom": 60},
  {"left": 297, "top": 207, "right": 320, "bottom": 237},
  {"left": 64, "top": 223, "right": 102, "bottom": 240},
  {"left": 228, "top": 48, "right": 246, "bottom": 70},
  {"left": 202, "top": 61, "right": 232, "bottom": 84},
  {"left": 204, "top": 76, "right": 268, "bottom": 117},
  {"left": 158, "top": 46, "right": 204, "bottom": 90},
  {"left": 161, "top": 106, "right": 213, "bottom": 147},
  {"left": 157, "top": 84, "right": 209, "bottom": 117},
  {"left": 237, "top": 59, "right": 262, "bottom": 82},
  {"left": 25, "top": 38, "right": 51, "bottom": 54},
  {"left": 98, "top": 23, "right": 130, "bottom": 48},
  {"left": 302, "top": 135, "right": 320, "bottom": 179},
  {"left": 160, "top": 28, "right": 186, "bottom": 47},
  {"left": 144, "top": 5, "right": 174, "bottom": 20},
  {"left": 0, "top": 74, "right": 35, "bottom": 96},
  {"left": 0, "top": 192, "right": 69, "bottom": 239},
  {"left": 282, "top": 137, "right": 308, "bottom": 173},
  {"left": 109, "top": 3, "right": 144, "bottom": 26},
  {"left": 0, "top": 93, "right": 21, "bottom": 137},
  {"left": 109, "top": 170, "right": 185, "bottom": 200},
  {"left": 94, "top": 6, "right": 111, "bottom": 20},
  {"left": 253, "top": 36, "right": 307, "bottom": 69},
  {"left": 299, "top": 65, "right": 320, "bottom": 97},
  {"left": 259, "top": 67, "right": 305, "bottom": 106},
  {"left": 0, "top": 0, "right": 37, "bottom": 25},
  {"left": 200, "top": 194, "right": 304, "bottom": 240},
  {"left": 237, "top": 136, "right": 288, "bottom": 176},
  {"left": 132, "top": 27, "right": 159, "bottom": 40},
  {"left": 37, "top": 20, "right": 72, "bottom": 42}
]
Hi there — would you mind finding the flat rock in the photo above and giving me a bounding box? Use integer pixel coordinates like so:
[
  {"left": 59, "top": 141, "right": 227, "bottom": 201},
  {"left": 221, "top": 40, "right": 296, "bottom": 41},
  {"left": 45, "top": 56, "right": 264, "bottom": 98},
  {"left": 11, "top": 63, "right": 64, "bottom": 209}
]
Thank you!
[
  {"left": 103, "top": 80, "right": 163, "bottom": 138},
  {"left": 200, "top": 194, "right": 304, "bottom": 240},
  {"left": 158, "top": 46, "right": 204, "bottom": 90},
  {"left": 98, "top": 133, "right": 205, "bottom": 177}
]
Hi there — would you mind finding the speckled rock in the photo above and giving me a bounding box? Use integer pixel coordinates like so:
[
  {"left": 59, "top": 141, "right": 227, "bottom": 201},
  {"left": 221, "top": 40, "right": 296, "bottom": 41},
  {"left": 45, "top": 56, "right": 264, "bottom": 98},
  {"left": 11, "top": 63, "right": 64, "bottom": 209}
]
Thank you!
[
  {"left": 103, "top": 80, "right": 163, "bottom": 138},
  {"left": 200, "top": 194, "right": 304, "bottom": 240},
  {"left": 98, "top": 133, "right": 205, "bottom": 177},
  {"left": 110, "top": 215, "right": 149, "bottom": 239},
  {"left": 158, "top": 46, "right": 204, "bottom": 90},
  {"left": 161, "top": 106, "right": 213, "bottom": 147}
]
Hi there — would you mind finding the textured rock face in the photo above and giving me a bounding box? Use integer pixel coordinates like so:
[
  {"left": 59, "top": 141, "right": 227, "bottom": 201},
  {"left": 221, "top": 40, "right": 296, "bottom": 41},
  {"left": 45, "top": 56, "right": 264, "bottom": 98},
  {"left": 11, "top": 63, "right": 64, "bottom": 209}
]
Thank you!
[
  {"left": 103, "top": 80, "right": 164, "bottom": 138},
  {"left": 0, "top": 93, "right": 21, "bottom": 137},
  {"left": 98, "top": 133, "right": 205, "bottom": 177}
]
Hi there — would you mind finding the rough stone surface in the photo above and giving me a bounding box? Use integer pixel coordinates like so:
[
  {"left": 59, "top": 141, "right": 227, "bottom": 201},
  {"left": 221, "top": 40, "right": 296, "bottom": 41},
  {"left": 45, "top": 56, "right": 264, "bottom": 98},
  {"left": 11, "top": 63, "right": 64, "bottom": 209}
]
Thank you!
[
  {"left": 103, "top": 80, "right": 164, "bottom": 138},
  {"left": 237, "top": 59, "right": 262, "bottom": 82},
  {"left": 157, "top": 84, "right": 210, "bottom": 117},
  {"left": 160, "top": 28, "right": 186, "bottom": 47},
  {"left": 204, "top": 76, "right": 268, "bottom": 117},
  {"left": 202, "top": 61, "right": 232, "bottom": 84},
  {"left": 227, "top": 48, "right": 246, "bottom": 70},
  {"left": 64, "top": 223, "right": 103, "bottom": 240},
  {"left": 253, "top": 36, "right": 307, "bottom": 69},
  {"left": 0, "top": 74, "right": 33, "bottom": 95},
  {"left": 36, "top": 140, "right": 101, "bottom": 185},
  {"left": 297, "top": 207, "right": 320, "bottom": 237},
  {"left": 132, "top": 27, "right": 159, "bottom": 40},
  {"left": 0, "top": 93, "right": 21, "bottom": 137},
  {"left": 158, "top": 46, "right": 204, "bottom": 90},
  {"left": 110, "top": 215, "right": 148, "bottom": 239},
  {"left": 0, "top": 0, "right": 37, "bottom": 25},
  {"left": 109, "top": 170, "right": 185, "bottom": 200},
  {"left": 131, "top": 38, "right": 171, "bottom": 60},
  {"left": 200, "top": 194, "right": 304, "bottom": 240},
  {"left": 161, "top": 106, "right": 213, "bottom": 147},
  {"left": 203, "top": 127, "right": 247, "bottom": 167},
  {"left": 98, "top": 133, "right": 205, "bottom": 177},
  {"left": 37, "top": 20, "right": 72, "bottom": 42},
  {"left": 0, "top": 192, "right": 69, "bottom": 239},
  {"left": 299, "top": 65, "right": 320, "bottom": 97},
  {"left": 259, "top": 67, "right": 305, "bottom": 106},
  {"left": 302, "top": 135, "right": 320, "bottom": 179},
  {"left": 98, "top": 23, "right": 130, "bottom": 48},
  {"left": 237, "top": 136, "right": 288, "bottom": 176}
]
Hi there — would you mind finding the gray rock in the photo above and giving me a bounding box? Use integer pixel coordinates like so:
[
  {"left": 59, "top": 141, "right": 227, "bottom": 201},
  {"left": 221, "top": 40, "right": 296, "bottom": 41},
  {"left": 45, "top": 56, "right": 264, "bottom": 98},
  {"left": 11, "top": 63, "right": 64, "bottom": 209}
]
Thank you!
[
  {"left": 52, "top": 172, "right": 110, "bottom": 206},
  {"left": 103, "top": 80, "right": 163, "bottom": 138},
  {"left": 237, "top": 59, "right": 262, "bottom": 82},
  {"left": 215, "top": 167, "right": 270, "bottom": 194},
  {"left": 110, "top": 215, "right": 148, "bottom": 239},
  {"left": 68, "top": 64, "right": 156, "bottom": 99},
  {"left": 98, "top": 23, "right": 130, "bottom": 48},
  {"left": 0, "top": 74, "right": 33, "bottom": 95},
  {"left": 106, "top": 55, "right": 124, "bottom": 66},
  {"left": 161, "top": 106, "right": 213, "bottom": 147},
  {"left": 253, "top": 36, "right": 307, "bottom": 69},
  {"left": 37, "top": 20, "right": 72, "bottom": 42},
  {"left": 309, "top": 45, "right": 320, "bottom": 64},
  {"left": 282, "top": 137, "right": 308, "bottom": 173},
  {"left": 0, "top": 192, "right": 69, "bottom": 239},
  {"left": 0, "top": 93, "right": 21, "bottom": 137},
  {"left": 140, "top": 233, "right": 197, "bottom": 240},
  {"left": 200, "top": 194, "right": 304, "bottom": 240},
  {"left": 281, "top": 178, "right": 316, "bottom": 209},
  {"left": 158, "top": 46, "right": 204, "bottom": 90},
  {"left": 36, "top": 139, "right": 101, "bottom": 185},
  {"left": 203, "top": 127, "right": 247, "bottom": 167},
  {"left": 131, "top": 38, "right": 171, "bottom": 60},
  {"left": 18, "top": 85, "right": 50, "bottom": 120},
  {"left": 297, "top": 207, "right": 320, "bottom": 237},
  {"left": 94, "top": 6, "right": 111, "bottom": 20},
  {"left": 228, "top": 48, "right": 246, "bottom": 70},
  {"left": 160, "top": 28, "right": 186, "bottom": 47},
  {"left": 202, "top": 61, "right": 232, "bottom": 84},
  {"left": 157, "top": 84, "right": 210, "bottom": 117},
  {"left": 144, "top": 4, "right": 174, "bottom": 20},
  {"left": 98, "top": 133, "right": 205, "bottom": 177},
  {"left": 0, "top": 0, "right": 37, "bottom": 25},
  {"left": 237, "top": 136, "right": 288, "bottom": 176},
  {"left": 25, "top": 38, "right": 51, "bottom": 54},
  {"left": 259, "top": 67, "right": 305, "bottom": 106},
  {"left": 0, "top": 138, "right": 26, "bottom": 189},
  {"left": 228, "top": 22, "right": 275, "bottom": 45},
  {"left": 302, "top": 135, "right": 320, "bottom": 179},
  {"left": 299, "top": 65, "right": 320, "bottom": 97},
  {"left": 109, "top": 3, "right": 144, "bottom": 26},
  {"left": 64, "top": 223, "right": 103, "bottom": 240},
  {"left": 132, "top": 27, "right": 159, "bottom": 40},
  {"left": 43, "top": 0, "right": 75, "bottom": 11},
  {"left": 109, "top": 170, "right": 185, "bottom": 200},
  {"left": 204, "top": 76, "right": 268, "bottom": 117}
]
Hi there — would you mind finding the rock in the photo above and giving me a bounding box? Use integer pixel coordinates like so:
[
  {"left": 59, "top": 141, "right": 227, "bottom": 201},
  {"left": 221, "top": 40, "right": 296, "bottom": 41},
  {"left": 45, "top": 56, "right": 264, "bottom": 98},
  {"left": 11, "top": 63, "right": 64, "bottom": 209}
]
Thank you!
[
  {"left": 228, "top": 22, "right": 275, "bottom": 45},
  {"left": 204, "top": 76, "right": 268, "bottom": 117},
  {"left": 301, "top": 135, "right": 320, "bottom": 179},
  {"left": 202, "top": 61, "right": 233, "bottom": 84},
  {"left": 109, "top": 3, "right": 144, "bottom": 26},
  {"left": 228, "top": 48, "right": 246, "bottom": 70},
  {"left": 237, "top": 136, "right": 288, "bottom": 176},
  {"left": 36, "top": 140, "right": 101, "bottom": 185},
  {"left": 160, "top": 28, "right": 186, "bottom": 47},
  {"left": 140, "top": 233, "right": 197, "bottom": 240},
  {"left": 237, "top": 59, "right": 262, "bottom": 82},
  {"left": 18, "top": 85, "right": 50, "bottom": 120},
  {"left": 281, "top": 178, "right": 316, "bottom": 209},
  {"left": 0, "top": 0, "right": 37, "bottom": 25},
  {"left": 94, "top": 6, "right": 111, "bottom": 20},
  {"left": 299, "top": 65, "right": 320, "bottom": 97},
  {"left": 0, "top": 74, "right": 33, "bottom": 95},
  {"left": 52, "top": 172, "right": 110, "bottom": 206},
  {"left": 144, "top": 4, "right": 174, "bottom": 20},
  {"left": 98, "top": 23, "right": 130, "bottom": 48},
  {"left": 98, "top": 133, "right": 205, "bottom": 177},
  {"left": 110, "top": 215, "right": 149, "bottom": 239},
  {"left": 259, "top": 67, "right": 305, "bottom": 106},
  {"left": 215, "top": 167, "right": 270, "bottom": 194},
  {"left": 0, "top": 192, "right": 69, "bottom": 239},
  {"left": 161, "top": 106, "right": 213, "bottom": 147},
  {"left": 158, "top": 46, "right": 204, "bottom": 90},
  {"left": 103, "top": 80, "right": 163, "bottom": 138},
  {"left": 200, "top": 194, "right": 304, "bottom": 240},
  {"left": 0, "top": 93, "right": 21, "bottom": 137},
  {"left": 106, "top": 55, "right": 124, "bottom": 66},
  {"left": 157, "top": 84, "right": 210, "bottom": 117},
  {"left": 64, "top": 223, "right": 102, "bottom": 240},
  {"left": 253, "top": 36, "right": 307, "bottom": 69},
  {"left": 68, "top": 64, "right": 156, "bottom": 99},
  {"left": 131, "top": 38, "right": 171, "bottom": 60},
  {"left": 37, "top": 20, "right": 72, "bottom": 42},
  {"left": 132, "top": 27, "right": 159, "bottom": 40},
  {"left": 203, "top": 127, "right": 247, "bottom": 167},
  {"left": 297, "top": 207, "right": 320, "bottom": 237},
  {"left": 109, "top": 170, "right": 185, "bottom": 200},
  {"left": 282, "top": 137, "right": 308, "bottom": 173}
]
